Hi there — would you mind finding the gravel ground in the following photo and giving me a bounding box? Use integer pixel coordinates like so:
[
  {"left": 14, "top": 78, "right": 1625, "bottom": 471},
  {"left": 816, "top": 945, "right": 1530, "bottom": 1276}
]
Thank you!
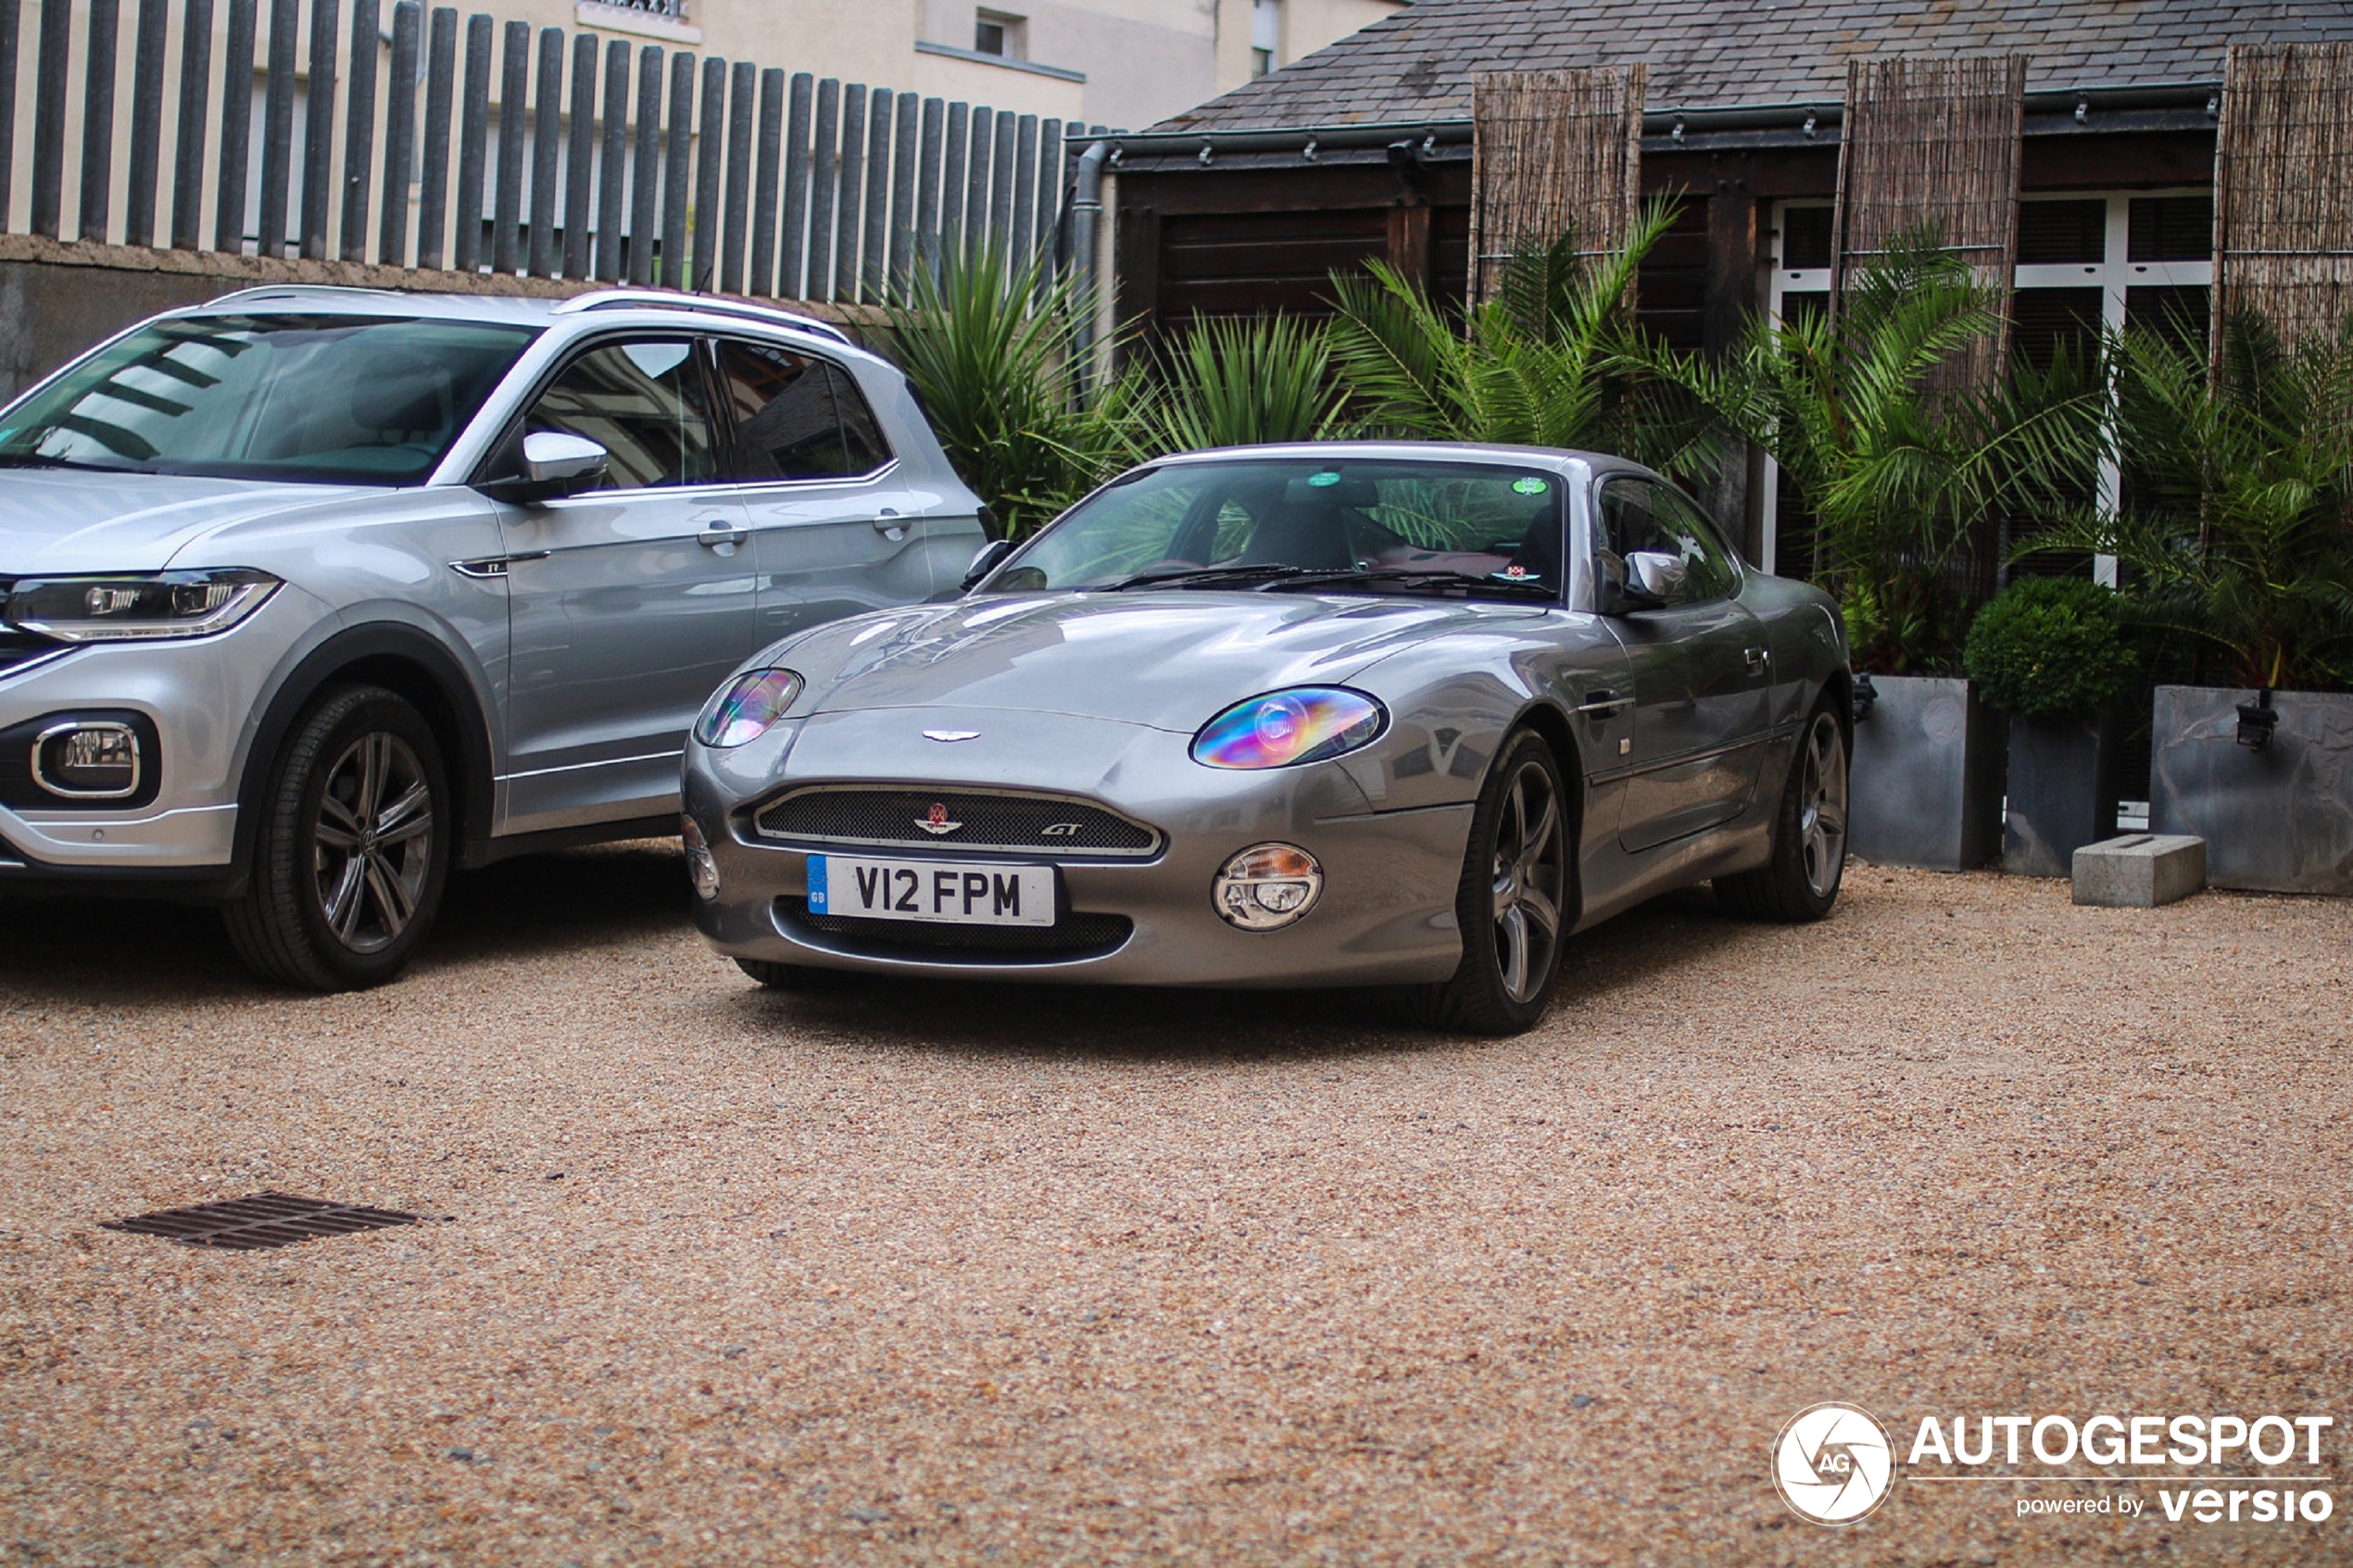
[{"left": 0, "top": 847, "right": 2347, "bottom": 1567}]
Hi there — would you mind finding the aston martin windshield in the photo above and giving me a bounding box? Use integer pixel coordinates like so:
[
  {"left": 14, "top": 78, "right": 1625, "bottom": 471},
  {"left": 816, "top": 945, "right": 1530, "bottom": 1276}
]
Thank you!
[
  {"left": 0, "top": 314, "right": 538, "bottom": 484},
  {"left": 985, "top": 458, "right": 1567, "bottom": 599}
]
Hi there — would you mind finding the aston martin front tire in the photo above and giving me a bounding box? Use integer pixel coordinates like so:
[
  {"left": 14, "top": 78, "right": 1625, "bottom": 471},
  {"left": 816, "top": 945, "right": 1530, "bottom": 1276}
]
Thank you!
[
  {"left": 1715, "top": 695, "right": 1848, "bottom": 922},
  {"left": 1409, "top": 728, "right": 1572, "bottom": 1036},
  {"left": 735, "top": 957, "right": 864, "bottom": 990}
]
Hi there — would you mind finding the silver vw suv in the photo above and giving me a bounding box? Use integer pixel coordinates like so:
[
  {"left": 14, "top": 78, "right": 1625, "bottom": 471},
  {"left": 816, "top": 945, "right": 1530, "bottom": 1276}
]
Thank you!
[{"left": 0, "top": 286, "right": 987, "bottom": 988}]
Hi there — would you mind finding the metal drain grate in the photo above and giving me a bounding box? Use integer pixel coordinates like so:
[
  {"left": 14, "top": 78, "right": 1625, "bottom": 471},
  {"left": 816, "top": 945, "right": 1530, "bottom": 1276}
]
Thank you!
[{"left": 101, "top": 1192, "right": 423, "bottom": 1250}]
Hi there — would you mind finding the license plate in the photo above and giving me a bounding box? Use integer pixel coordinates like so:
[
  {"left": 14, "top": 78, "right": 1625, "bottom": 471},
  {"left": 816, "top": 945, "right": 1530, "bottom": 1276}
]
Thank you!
[{"left": 806, "top": 854, "right": 1056, "bottom": 927}]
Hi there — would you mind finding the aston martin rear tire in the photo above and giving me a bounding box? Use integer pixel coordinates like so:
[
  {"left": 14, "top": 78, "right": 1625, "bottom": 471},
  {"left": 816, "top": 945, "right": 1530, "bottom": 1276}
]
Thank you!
[
  {"left": 1714, "top": 695, "right": 1848, "bottom": 922},
  {"left": 1410, "top": 728, "right": 1572, "bottom": 1036}
]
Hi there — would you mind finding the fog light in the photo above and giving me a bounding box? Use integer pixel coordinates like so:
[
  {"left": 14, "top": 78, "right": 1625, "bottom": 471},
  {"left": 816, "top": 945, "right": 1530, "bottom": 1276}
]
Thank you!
[
  {"left": 1213, "top": 843, "right": 1322, "bottom": 931},
  {"left": 681, "top": 814, "right": 721, "bottom": 900},
  {"left": 32, "top": 722, "right": 142, "bottom": 799}
]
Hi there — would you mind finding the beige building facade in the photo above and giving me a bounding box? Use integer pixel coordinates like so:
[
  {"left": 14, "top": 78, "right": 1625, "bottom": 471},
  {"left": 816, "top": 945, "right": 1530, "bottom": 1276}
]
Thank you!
[{"left": 508, "top": 0, "right": 1403, "bottom": 128}]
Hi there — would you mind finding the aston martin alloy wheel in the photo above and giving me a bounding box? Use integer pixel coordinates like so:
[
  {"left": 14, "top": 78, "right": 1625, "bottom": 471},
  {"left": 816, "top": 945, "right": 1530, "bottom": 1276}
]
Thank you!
[
  {"left": 1413, "top": 729, "right": 1573, "bottom": 1035},
  {"left": 225, "top": 685, "right": 452, "bottom": 991},
  {"left": 1716, "top": 695, "right": 1849, "bottom": 922},
  {"left": 1796, "top": 707, "right": 1849, "bottom": 900}
]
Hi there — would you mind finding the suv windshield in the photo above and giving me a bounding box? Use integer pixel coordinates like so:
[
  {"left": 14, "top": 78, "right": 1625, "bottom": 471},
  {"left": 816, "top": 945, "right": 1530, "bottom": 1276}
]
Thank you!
[
  {"left": 982, "top": 458, "right": 1567, "bottom": 600},
  {"left": 0, "top": 313, "right": 539, "bottom": 484}
]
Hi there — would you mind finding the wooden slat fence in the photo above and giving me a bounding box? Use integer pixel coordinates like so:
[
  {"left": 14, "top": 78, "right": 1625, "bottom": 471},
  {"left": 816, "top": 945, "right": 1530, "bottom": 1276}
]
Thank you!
[
  {"left": 2213, "top": 41, "right": 2353, "bottom": 355},
  {"left": 0, "top": 0, "right": 1097, "bottom": 304},
  {"left": 1467, "top": 66, "right": 1645, "bottom": 307}
]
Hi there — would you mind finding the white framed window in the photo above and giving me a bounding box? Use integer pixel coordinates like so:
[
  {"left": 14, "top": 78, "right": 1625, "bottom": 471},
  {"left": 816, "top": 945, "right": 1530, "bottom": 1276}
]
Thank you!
[
  {"left": 1252, "top": 0, "right": 1281, "bottom": 78},
  {"left": 975, "top": 7, "right": 1026, "bottom": 58},
  {"left": 1759, "top": 192, "right": 2214, "bottom": 584}
]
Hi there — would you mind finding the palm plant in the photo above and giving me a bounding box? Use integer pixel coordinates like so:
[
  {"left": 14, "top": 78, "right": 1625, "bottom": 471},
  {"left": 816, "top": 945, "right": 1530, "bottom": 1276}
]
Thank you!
[
  {"left": 1119, "top": 312, "right": 1352, "bottom": 459},
  {"left": 2024, "top": 312, "right": 2353, "bottom": 691},
  {"left": 1323, "top": 202, "right": 1701, "bottom": 467},
  {"left": 1629, "top": 235, "right": 2108, "bottom": 673},
  {"left": 881, "top": 247, "right": 1129, "bottom": 538}
]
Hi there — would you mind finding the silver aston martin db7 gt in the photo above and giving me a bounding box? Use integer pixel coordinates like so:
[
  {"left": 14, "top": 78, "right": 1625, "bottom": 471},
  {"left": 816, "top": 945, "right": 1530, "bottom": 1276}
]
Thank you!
[{"left": 681, "top": 443, "right": 1854, "bottom": 1034}]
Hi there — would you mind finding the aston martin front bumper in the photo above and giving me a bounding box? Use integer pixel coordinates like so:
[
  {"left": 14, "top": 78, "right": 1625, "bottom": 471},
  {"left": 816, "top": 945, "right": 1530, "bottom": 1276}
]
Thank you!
[{"left": 683, "top": 705, "right": 1471, "bottom": 988}]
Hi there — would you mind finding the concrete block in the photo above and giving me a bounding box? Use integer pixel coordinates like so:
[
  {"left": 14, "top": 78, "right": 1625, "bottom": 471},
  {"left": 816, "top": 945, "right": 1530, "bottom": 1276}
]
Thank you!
[{"left": 2072, "top": 834, "right": 2207, "bottom": 908}]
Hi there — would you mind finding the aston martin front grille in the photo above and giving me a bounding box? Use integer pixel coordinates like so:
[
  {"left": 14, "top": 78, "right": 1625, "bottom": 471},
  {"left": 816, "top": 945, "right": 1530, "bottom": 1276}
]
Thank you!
[
  {"left": 753, "top": 787, "right": 1161, "bottom": 858},
  {"left": 782, "top": 906, "right": 1134, "bottom": 963}
]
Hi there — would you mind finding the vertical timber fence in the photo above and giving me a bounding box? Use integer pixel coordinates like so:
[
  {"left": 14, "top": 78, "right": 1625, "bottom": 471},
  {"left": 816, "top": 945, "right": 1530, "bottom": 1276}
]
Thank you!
[{"left": 4, "top": 0, "right": 1096, "bottom": 304}]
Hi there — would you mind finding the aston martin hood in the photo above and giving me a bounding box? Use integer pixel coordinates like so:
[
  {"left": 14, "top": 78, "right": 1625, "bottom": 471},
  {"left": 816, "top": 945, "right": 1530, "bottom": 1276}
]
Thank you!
[
  {"left": 0, "top": 468, "right": 372, "bottom": 572},
  {"left": 780, "top": 591, "right": 1547, "bottom": 733}
]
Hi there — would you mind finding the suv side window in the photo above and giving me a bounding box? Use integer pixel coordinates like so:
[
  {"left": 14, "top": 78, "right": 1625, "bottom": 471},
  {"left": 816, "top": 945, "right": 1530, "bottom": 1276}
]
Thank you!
[
  {"left": 524, "top": 337, "right": 717, "bottom": 490},
  {"left": 711, "top": 339, "right": 894, "bottom": 481},
  {"left": 1597, "top": 477, "right": 1739, "bottom": 604}
]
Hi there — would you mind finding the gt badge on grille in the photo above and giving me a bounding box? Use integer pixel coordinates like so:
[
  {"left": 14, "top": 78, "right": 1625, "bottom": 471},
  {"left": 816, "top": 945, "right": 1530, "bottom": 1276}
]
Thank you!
[{"left": 915, "top": 801, "right": 963, "bottom": 835}]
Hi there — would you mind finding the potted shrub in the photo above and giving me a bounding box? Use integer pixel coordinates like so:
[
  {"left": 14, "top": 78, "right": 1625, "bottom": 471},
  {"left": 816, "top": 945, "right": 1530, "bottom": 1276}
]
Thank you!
[
  {"left": 2029, "top": 314, "right": 2353, "bottom": 893},
  {"left": 1635, "top": 237, "right": 2107, "bottom": 869},
  {"left": 1963, "top": 578, "right": 2140, "bottom": 876}
]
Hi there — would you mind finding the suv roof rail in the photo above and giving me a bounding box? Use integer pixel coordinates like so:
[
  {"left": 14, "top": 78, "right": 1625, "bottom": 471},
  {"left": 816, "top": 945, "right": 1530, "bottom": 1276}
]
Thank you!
[
  {"left": 552, "top": 289, "right": 853, "bottom": 345},
  {"left": 197, "top": 283, "right": 416, "bottom": 307}
]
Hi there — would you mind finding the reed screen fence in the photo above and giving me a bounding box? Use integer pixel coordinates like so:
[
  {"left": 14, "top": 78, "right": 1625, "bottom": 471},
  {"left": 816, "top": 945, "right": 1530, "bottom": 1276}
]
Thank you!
[
  {"left": 1467, "top": 66, "right": 1644, "bottom": 307},
  {"left": 2214, "top": 41, "right": 2353, "bottom": 355}
]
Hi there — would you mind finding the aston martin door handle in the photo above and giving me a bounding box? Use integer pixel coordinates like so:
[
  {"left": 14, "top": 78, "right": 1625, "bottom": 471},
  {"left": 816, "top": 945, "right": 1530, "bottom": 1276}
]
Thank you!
[
  {"left": 1743, "top": 646, "right": 1770, "bottom": 674},
  {"left": 1576, "top": 689, "right": 1632, "bottom": 715}
]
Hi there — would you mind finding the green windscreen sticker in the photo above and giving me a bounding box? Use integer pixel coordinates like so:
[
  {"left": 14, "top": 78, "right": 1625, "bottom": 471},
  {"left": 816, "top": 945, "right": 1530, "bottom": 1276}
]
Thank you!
[
  {"left": 1306, "top": 471, "right": 1341, "bottom": 487},
  {"left": 1513, "top": 476, "right": 1549, "bottom": 495}
]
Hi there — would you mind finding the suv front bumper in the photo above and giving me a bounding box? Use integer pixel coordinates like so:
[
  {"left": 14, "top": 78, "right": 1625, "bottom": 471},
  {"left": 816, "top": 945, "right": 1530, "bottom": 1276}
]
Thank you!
[{"left": 0, "top": 588, "right": 321, "bottom": 885}]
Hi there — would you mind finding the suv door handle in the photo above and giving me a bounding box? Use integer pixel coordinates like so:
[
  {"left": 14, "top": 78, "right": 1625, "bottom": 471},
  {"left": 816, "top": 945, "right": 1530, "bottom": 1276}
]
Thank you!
[
  {"left": 872, "top": 508, "right": 907, "bottom": 541},
  {"left": 696, "top": 519, "right": 748, "bottom": 551}
]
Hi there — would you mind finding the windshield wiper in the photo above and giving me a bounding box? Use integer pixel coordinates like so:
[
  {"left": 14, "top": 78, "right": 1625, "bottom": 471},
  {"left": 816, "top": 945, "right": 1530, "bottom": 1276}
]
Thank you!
[
  {"left": 0, "top": 452, "right": 114, "bottom": 470},
  {"left": 1258, "top": 566, "right": 1556, "bottom": 596},
  {"left": 1101, "top": 563, "right": 1315, "bottom": 591}
]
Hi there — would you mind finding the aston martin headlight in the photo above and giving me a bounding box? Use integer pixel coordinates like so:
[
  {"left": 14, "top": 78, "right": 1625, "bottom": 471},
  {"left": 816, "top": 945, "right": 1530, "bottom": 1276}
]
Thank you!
[
  {"left": 4, "top": 569, "right": 279, "bottom": 642},
  {"left": 1214, "top": 843, "right": 1323, "bottom": 931},
  {"left": 694, "top": 669, "right": 802, "bottom": 747},
  {"left": 1190, "top": 687, "right": 1386, "bottom": 769}
]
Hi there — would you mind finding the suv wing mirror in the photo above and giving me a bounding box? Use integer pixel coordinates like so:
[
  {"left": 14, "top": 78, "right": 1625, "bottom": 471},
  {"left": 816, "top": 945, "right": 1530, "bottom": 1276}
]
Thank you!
[
  {"left": 477, "top": 430, "right": 610, "bottom": 503},
  {"left": 522, "top": 431, "right": 609, "bottom": 488}
]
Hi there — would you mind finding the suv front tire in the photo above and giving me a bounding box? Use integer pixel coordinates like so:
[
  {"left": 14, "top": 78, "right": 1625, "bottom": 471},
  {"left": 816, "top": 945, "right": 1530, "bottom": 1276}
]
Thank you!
[{"left": 224, "top": 684, "right": 451, "bottom": 990}]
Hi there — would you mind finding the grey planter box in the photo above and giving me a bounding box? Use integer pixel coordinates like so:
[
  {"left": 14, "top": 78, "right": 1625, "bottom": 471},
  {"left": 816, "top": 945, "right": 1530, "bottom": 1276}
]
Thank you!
[
  {"left": 1849, "top": 675, "right": 2006, "bottom": 871},
  {"left": 2150, "top": 685, "right": 2353, "bottom": 895},
  {"left": 2003, "top": 712, "right": 2121, "bottom": 878}
]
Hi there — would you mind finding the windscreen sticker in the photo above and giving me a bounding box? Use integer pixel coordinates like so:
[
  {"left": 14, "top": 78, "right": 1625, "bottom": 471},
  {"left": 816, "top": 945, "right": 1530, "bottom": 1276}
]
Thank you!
[
  {"left": 1513, "top": 476, "right": 1549, "bottom": 495},
  {"left": 1306, "top": 471, "right": 1341, "bottom": 487}
]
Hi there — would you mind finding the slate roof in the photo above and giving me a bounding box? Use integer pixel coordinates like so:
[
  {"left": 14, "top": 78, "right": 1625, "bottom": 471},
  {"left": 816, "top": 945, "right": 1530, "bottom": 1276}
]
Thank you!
[{"left": 1153, "top": 0, "right": 2353, "bottom": 132}]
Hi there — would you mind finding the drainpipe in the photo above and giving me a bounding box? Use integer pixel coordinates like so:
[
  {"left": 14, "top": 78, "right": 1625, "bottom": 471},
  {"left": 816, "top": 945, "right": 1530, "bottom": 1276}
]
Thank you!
[{"left": 1070, "top": 138, "right": 1112, "bottom": 402}]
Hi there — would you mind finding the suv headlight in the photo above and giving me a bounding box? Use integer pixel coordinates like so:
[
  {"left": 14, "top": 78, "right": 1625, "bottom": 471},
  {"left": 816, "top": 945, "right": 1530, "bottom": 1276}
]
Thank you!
[
  {"left": 1191, "top": 687, "right": 1386, "bottom": 770},
  {"left": 4, "top": 569, "right": 280, "bottom": 642}
]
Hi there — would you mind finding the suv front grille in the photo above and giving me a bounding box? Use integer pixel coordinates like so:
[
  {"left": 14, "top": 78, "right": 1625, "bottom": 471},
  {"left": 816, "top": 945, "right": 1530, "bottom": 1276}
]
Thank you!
[
  {"left": 754, "top": 787, "right": 1160, "bottom": 858},
  {"left": 781, "top": 905, "right": 1134, "bottom": 963},
  {"left": 0, "top": 630, "right": 66, "bottom": 678}
]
